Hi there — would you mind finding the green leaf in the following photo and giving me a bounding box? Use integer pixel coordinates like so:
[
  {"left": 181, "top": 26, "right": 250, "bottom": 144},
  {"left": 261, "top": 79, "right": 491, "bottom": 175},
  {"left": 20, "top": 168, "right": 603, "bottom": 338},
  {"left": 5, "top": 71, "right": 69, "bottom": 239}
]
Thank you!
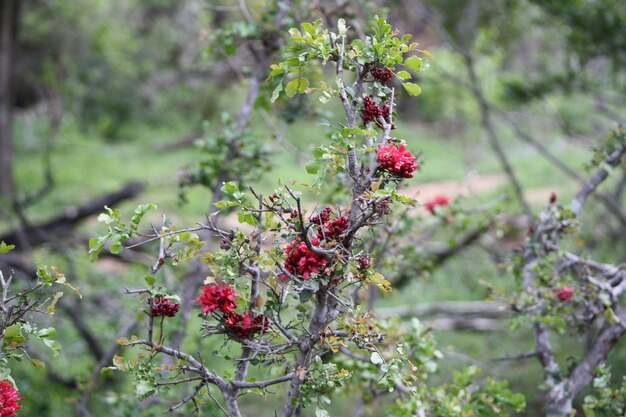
[
  {"left": 42, "top": 339, "right": 62, "bottom": 356},
  {"left": 370, "top": 351, "right": 384, "bottom": 365},
  {"left": 144, "top": 275, "right": 156, "bottom": 286},
  {"left": 404, "top": 56, "right": 422, "bottom": 72},
  {"left": 402, "top": 82, "right": 422, "bottom": 96},
  {"left": 135, "top": 380, "right": 155, "bottom": 398},
  {"left": 395, "top": 70, "right": 411, "bottom": 80},
  {"left": 3, "top": 324, "right": 21, "bottom": 340},
  {"left": 221, "top": 181, "right": 239, "bottom": 195},
  {"left": 271, "top": 82, "right": 283, "bottom": 103},
  {"left": 285, "top": 78, "right": 309, "bottom": 98},
  {"left": 299, "top": 289, "right": 314, "bottom": 303},
  {"left": 88, "top": 237, "right": 107, "bottom": 262},
  {"left": 31, "top": 359, "right": 46, "bottom": 369},
  {"left": 305, "top": 160, "right": 321, "bottom": 175},
  {"left": 315, "top": 408, "right": 330, "bottom": 417},
  {"left": 109, "top": 242, "right": 123, "bottom": 254},
  {"left": 37, "top": 327, "right": 57, "bottom": 338},
  {"left": 337, "top": 18, "right": 347, "bottom": 34},
  {"left": 0, "top": 241, "right": 15, "bottom": 254}
]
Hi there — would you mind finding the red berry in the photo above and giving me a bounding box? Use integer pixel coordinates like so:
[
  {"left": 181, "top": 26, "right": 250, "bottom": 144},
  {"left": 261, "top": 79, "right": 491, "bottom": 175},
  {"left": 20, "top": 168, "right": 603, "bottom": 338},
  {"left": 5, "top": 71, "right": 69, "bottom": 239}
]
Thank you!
[
  {"left": 0, "top": 381, "right": 22, "bottom": 417},
  {"left": 371, "top": 67, "right": 394, "bottom": 85},
  {"left": 282, "top": 238, "right": 328, "bottom": 280},
  {"left": 310, "top": 207, "right": 333, "bottom": 225},
  {"left": 556, "top": 286, "right": 574, "bottom": 302},
  {"left": 424, "top": 195, "right": 450, "bottom": 214},
  {"left": 361, "top": 96, "right": 381, "bottom": 125},
  {"left": 224, "top": 312, "right": 270, "bottom": 339},
  {"left": 549, "top": 192, "right": 557, "bottom": 204},
  {"left": 317, "top": 216, "right": 349, "bottom": 241},
  {"left": 149, "top": 297, "right": 181, "bottom": 318},
  {"left": 377, "top": 143, "right": 419, "bottom": 178},
  {"left": 196, "top": 283, "right": 237, "bottom": 315},
  {"left": 357, "top": 256, "right": 371, "bottom": 270}
]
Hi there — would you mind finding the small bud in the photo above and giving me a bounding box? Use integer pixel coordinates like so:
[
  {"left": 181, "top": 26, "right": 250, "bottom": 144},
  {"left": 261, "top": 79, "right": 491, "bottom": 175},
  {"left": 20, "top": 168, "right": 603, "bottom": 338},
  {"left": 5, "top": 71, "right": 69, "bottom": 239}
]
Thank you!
[
  {"left": 555, "top": 286, "right": 574, "bottom": 302},
  {"left": 549, "top": 192, "right": 557, "bottom": 204}
]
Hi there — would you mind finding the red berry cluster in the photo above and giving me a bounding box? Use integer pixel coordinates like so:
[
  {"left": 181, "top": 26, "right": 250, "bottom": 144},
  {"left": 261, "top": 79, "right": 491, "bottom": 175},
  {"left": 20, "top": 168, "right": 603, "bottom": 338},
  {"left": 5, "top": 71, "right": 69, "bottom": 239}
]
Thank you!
[
  {"left": 317, "top": 216, "right": 349, "bottom": 241},
  {"left": 310, "top": 207, "right": 332, "bottom": 225},
  {"left": 149, "top": 297, "right": 181, "bottom": 318},
  {"left": 362, "top": 96, "right": 381, "bottom": 124},
  {"left": 196, "top": 282, "right": 237, "bottom": 315},
  {"left": 283, "top": 238, "right": 328, "bottom": 280},
  {"left": 0, "top": 381, "right": 22, "bottom": 417},
  {"left": 371, "top": 67, "right": 393, "bottom": 84},
  {"left": 225, "top": 311, "right": 270, "bottom": 339},
  {"left": 196, "top": 283, "right": 269, "bottom": 340},
  {"left": 556, "top": 286, "right": 574, "bottom": 302},
  {"left": 357, "top": 256, "right": 371, "bottom": 270},
  {"left": 361, "top": 96, "right": 396, "bottom": 129},
  {"left": 377, "top": 143, "right": 419, "bottom": 178},
  {"left": 424, "top": 195, "right": 450, "bottom": 214}
]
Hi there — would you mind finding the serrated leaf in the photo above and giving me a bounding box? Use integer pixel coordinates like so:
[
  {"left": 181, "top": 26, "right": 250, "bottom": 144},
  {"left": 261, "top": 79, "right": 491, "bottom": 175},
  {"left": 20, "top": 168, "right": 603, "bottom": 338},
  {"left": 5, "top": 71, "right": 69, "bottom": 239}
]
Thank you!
[
  {"left": 396, "top": 70, "right": 411, "bottom": 80},
  {"left": 402, "top": 82, "right": 422, "bottom": 96},
  {"left": 404, "top": 56, "right": 423, "bottom": 72}
]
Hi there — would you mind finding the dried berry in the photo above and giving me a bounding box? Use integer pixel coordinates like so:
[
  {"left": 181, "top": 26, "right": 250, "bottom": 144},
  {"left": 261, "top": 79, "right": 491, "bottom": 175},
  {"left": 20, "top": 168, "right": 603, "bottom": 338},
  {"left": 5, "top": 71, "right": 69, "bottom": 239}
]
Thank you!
[{"left": 358, "top": 256, "right": 371, "bottom": 270}]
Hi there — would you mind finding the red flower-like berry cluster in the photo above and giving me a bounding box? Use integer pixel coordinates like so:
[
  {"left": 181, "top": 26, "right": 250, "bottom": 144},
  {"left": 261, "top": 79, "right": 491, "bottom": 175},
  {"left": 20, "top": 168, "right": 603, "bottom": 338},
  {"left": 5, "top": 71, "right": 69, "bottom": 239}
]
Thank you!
[
  {"left": 424, "top": 195, "right": 450, "bottom": 214},
  {"left": 556, "top": 286, "right": 574, "bottom": 302},
  {"left": 317, "top": 216, "right": 349, "bottom": 241},
  {"left": 196, "top": 283, "right": 268, "bottom": 339},
  {"left": 371, "top": 67, "right": 394, "bottom": 84},
  {"left": 0, "top": 381, "right": 22, "bottom": 417},
  {"left": 310, "top": 207, "right": 332, "bottom": 225},
  {"left": 361, "top": 96, "right": 396, "bottom": 129},
  {"left": 224, "top": 312, "right": 270, "bottom": 339},
  {"left": 283, "top": 238, "right": 328, "bottom": 280},
  {"left": 196, "top": 282, "right": 237, "bottom": 315},
  {"left": 149, "top": 297, "right": 181, "bottom": 317},
  {"left": 377, "top": 143, "right": 418, "bottom": 178}
]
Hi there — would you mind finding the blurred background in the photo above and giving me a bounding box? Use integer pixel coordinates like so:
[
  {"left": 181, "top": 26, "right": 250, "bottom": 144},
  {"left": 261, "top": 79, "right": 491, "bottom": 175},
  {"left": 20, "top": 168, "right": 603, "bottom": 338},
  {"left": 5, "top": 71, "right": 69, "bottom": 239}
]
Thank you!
[{"left": 1, "top": 0, "right": 625, "bottom": 416}]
